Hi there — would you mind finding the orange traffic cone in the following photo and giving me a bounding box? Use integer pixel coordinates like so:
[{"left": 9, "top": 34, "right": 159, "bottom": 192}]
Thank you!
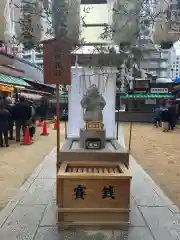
[
  {"left": 23, "top": 127, "right": 31, "bottom": 145},
  {"left": 53, "top": 119, "right": 58, "bottom": 130},
  {"left": 41, "top": 121, "right": 49, "bottom": 136},
  {"left": 36, "top": 120, "right": 42, "bottom": 127}
]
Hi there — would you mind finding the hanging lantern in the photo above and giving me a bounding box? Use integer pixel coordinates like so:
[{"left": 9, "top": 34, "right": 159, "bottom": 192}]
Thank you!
[
  {"left": 112, "top": 0, "right": 141, "bottom": 46},
  {"left": 80, "top": 3, "right": 113, "bottom": 44},
  {"left": 13, "top": 0, "right": 43, "bottom": 49},
  {"left": 0, "top": 0, "right": 12, "bottom": 43},
  {"left": 52, "top": 0, "right": 81, "bottom": 44},
  {"left": 152, "top": 0, "right": 180, "bottom": 48}
]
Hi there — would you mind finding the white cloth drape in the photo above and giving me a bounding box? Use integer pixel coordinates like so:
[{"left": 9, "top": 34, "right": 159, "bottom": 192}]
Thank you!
[{"left": 67, "top": 67, "right": 120, "bottom": 140}]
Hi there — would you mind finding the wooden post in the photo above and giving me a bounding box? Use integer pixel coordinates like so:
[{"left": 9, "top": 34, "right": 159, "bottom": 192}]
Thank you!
[
  {"left": 116, "top": 106, "right": 120, "bottom": 140},
  {"left": 128, "top": 121, "right": 132, "bottom": 153},
  {"left": 56, "top": 84, "right": 60, "bottom": 173},
  {"left": 116, "top": 94, "right": 120, "bottom": 140},
  {"left": 65, "top": 85, "right": 67, "bottom": 139}
]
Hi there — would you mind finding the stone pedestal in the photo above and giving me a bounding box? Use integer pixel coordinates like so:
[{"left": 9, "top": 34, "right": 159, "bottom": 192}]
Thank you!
[{"left": 80, "top": 128, "right": 106, "bottom": 149}]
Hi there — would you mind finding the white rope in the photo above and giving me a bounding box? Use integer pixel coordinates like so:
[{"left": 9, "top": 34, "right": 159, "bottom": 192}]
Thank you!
[{"left": 79, "top": 72, "right": 111, "bottom": 96}]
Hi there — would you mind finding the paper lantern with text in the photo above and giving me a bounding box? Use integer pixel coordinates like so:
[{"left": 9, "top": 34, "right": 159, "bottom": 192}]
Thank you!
[
  {"left": 112, "top": 0, "right": 141, "bottom": 46},
  {"left": 152, "top": 0, "right": 180, "bottom": 47},
  {"left": 0, "top": 0, "right": 13, "bottom": 43},
  {"left": 52, "top": 0, "right": 81, "bottom": 44},
  {"left": 13, "top": 0, "right": 43, "bottom": 49}
]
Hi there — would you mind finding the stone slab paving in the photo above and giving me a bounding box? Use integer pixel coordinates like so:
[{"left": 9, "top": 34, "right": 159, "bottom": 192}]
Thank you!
[{"left": 0, "top": 147, "right": 180, "bottom": 239}]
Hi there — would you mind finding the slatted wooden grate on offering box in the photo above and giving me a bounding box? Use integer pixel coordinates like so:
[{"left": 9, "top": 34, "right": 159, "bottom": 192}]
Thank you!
[
  {"left": 57, "top": 161, "right": 132, "bottom": 228},
  {"left": 66, "top": 166, "right": 121, "bottom": 173}
]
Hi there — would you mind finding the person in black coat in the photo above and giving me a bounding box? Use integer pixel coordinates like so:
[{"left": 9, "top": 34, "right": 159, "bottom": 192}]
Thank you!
[
  {"left": 153, "top": 107, "right": 162, "bottom": 127},
  {"left": 0, "top": 100, "right": 10, "bottom": 147},
  {"left": 6, "top": 97, "right": 15, "bottom": 140},
  {"left": 167, "top": 102, "right": 177, "bottom": 130},
  {"left": 160, "top": 102, "right": 169, "bottom": 132},
  {"left": 14, "top": 96, "right": 31, "bottom": 142},
  {"left": 37, "top": 99, "right": 47, "bottom": 122}
]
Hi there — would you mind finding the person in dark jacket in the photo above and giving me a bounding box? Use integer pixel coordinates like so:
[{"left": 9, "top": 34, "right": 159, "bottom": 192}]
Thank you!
[
  {"left": 37, "top": 99, "right": 47, "bottom": 122},
  {"left": 153, "top": 107, "right": 162, "bottom": 127},
  {"left": 6, "top": 97, "right": 15, "bottom": 140},
  {"left": 160, "top": 102, "right": 169, "bottom": 132},
  {"left": 0, "top": 100, "right": 10, "bottom": 147},
  {"left": 28, "top": 100, "right": 36, "bottom": 139},
  {"left": 167, "top": 101, "right": 177, "bottom": 130},
  {"left": 14, "top": 96, "right": 31, "bottom": 142}
]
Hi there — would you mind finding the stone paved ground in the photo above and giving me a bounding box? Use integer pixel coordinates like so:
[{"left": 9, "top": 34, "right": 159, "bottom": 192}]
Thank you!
[
  {"left": 0, "top": 147, "right": 180, "bottom": 239},
  {"left": 0, "top": 122, "right": 65, "bottom": 208}
]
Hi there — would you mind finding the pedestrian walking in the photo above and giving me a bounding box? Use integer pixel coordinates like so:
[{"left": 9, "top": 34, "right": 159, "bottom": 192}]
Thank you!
[{"left": 0, "top": 100, "right": 10, "bottom": 147}]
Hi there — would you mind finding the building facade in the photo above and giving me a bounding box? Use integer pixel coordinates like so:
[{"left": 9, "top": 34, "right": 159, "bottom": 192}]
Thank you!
[
  {"left": 169, "top": 47, "right": 180, "bottom": 79},
  {"left": 19, "top": 48, "right": 43, "bottom": 69},
  {"left": 140, "top": 44, "right": 172, "bottom": 79},
  {"left": 137, "top": 0, "right": 172, "bottom": 79}
]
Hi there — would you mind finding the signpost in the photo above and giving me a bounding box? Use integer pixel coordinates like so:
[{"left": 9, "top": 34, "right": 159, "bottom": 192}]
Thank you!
[{"left": 42, "top": 38, "right": 72, "bottom": 172}]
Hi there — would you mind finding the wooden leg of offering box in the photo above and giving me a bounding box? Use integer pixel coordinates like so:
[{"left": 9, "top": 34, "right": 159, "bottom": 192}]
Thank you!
[{"left": 56, "top": 160, "right": 132, "bottom": 229}]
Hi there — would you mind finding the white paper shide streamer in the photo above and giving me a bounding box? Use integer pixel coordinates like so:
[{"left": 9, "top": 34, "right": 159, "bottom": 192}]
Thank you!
[
  {"left": 13, "top": 0, "right": 43, "bottom": 49},
  {"left": 0, "top": 0, "right": 13, "bottom": 43},
  {"left": 52, "top": 0, "right": 81, "bottom": 43},
  {"left": 153, "top": 0, "right": 180, "bottom": 45}
]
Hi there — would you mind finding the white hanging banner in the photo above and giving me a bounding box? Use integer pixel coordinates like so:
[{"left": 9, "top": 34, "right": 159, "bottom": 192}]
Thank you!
[{"left": 67, "top": 66, "right": 119, "bottom": 139}]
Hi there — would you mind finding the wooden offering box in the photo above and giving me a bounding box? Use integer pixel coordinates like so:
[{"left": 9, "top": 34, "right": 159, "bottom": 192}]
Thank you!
[{"left": 57, "top": 161, "right": 132, "bottom": 228}]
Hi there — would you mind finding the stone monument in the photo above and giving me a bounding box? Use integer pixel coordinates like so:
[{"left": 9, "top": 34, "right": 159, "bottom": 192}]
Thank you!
[{"left": 80, "top": 84, "right": 106, "bottom": 149}]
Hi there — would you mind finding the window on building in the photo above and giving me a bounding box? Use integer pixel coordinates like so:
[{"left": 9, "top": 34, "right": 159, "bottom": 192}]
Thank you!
[
  {"left": 35, "top": 56, "right": 43, "bottom": 60},
  {"left": 177, "top": 58, "right": 179, "bottom": 60},
  {"left": 23, "top": 55, "right": 31, "bottom": 60},
  {"left": 35, "top": 52, "right": 43, "bottom": 57},
  {"left": 37, "top": 63, "right": 43, "bottom": 69}
]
